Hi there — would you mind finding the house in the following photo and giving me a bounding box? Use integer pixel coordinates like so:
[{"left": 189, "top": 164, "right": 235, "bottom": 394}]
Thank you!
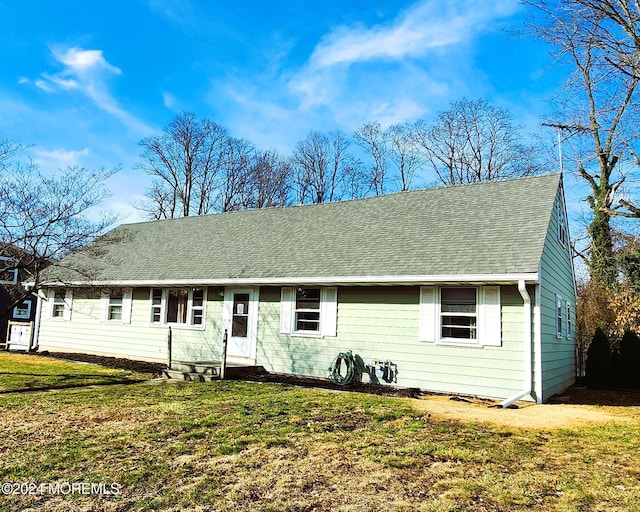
[
  {"left": 32, "top": 173, "right": 576, "bottom": 404},
  {"left": 1, "top": 247, "right": 38, "bottom": 350}
]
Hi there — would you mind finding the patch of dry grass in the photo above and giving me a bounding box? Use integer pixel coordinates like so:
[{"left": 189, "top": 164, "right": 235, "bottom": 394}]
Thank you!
[
  {"left": 0, "top": 376, "right": 639, "bottom": 511},
  {"left": 1, "top": 354, "right": 639, "bottom": 511},
  {"left": 410, "top": 393, "right": 640, "bottom": 429}
]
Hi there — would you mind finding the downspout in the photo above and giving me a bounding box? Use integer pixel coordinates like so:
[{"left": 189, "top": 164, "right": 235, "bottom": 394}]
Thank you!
[
  {"left": 30, "top": 290, "right": 43, "bottom": 351},
  {"left": 499, "top": 280, "right": 532, "bottom": 408},
  {"left": 534, "top": 284, "right": 543, "bottom": 403}
]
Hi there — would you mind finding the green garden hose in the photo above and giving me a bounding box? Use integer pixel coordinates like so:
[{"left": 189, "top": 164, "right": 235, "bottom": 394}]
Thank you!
[{"left": 328, "top": 351, "right": 355, "bottom": 385}]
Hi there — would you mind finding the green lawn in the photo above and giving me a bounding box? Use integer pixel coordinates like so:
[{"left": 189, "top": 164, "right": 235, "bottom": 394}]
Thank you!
[
  {"left": 0, "top": 352, "right": 148, "bottom": 393},
  {"left": 0, "top": 354, "right": 638, "bottom": 511}
]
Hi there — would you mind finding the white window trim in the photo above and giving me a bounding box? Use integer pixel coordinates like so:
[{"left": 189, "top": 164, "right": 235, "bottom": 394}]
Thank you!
[
  {"left": 557, "top": 197, "right": 569, "bottom": 248},
  {"left": 47, "top": 288, "right": 73, "bottom": 321},
  {"left": 438, "top": 287, "right": 479, "bottom": 344},
  {"left": 100, "top": 288, "right": 133, "bottom": 324},
  {"left": 13, "top": 299, "right": 32, "bottom": 320},
  {"left": 280, "top": 286, "right": 338, "bottom": 337},
  {"left": 556, "top": 294, "right": 563, "bottom": 339},
  {"left": 149, "top": 287, "right": 207, "bottom": 329},
  {"left": 294, "top": 287, "right": 321, "bottom": 335},
  {"left": 420, "top": 285, "right": 501, "bottom": 347},
  {"left": 0, "top": 256, "right": 18, "bottom": 285},
  {"left": 191, "top": 288, "right": 206, "bottom": 326},
  {"left": 566, "top": 301, "right": 572, "bottom": 339}
]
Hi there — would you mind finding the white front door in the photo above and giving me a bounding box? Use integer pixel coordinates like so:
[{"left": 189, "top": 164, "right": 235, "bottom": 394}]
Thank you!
[{"left": 223, "top": 287, "right": 258, "bottom": 362}]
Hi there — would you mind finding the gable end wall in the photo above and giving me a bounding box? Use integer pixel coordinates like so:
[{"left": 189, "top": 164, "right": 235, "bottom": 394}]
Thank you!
[{"left": 537, "top": 185, "right": 577, "bottom": 401}]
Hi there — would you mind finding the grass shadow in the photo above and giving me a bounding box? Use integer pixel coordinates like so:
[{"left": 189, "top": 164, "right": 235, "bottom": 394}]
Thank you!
[{"left": 0, "top": 371, "right": 149, "bottom": 394}]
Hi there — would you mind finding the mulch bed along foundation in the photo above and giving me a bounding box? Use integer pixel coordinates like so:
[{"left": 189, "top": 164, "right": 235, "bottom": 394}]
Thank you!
[
  {"left": 31, "top": 351, "right": 640, "bottom": 405},
  {"left": 34, "top": 351, "right": 423, "bottom": 397}
]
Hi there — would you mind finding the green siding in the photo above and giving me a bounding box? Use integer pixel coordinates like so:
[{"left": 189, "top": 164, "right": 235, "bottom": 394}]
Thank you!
[
  {"left": 38, "top": 283, "right": 536, "bottom": 400},
  {"left": 37, "top": 287, "right": 225, "bottom": 363},
  {"left": 257, "top": 285, "right": 527, "bottom": 400},
  {"left": 537, "top": 186, "right": 577, "bottom": 401}
]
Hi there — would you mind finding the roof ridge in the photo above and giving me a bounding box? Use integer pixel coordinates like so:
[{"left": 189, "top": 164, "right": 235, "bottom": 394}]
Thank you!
[{"left": 120, "top": 172, "right": 561, "bottom": 228}]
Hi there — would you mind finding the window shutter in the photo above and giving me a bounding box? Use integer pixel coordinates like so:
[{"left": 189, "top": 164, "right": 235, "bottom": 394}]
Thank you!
[
  {"left": 481, "top": 286, "right": 501, "bottom": 347},
  {"left": 419, "top": 286, "right": 436, "bottom": 342},
  {"left": 280, "top": 287, "right": 294, "bottom": 334},
  {"left": 100, "top": 291, "right": 109, "bottom": 322},
  {"left": 122, "top": 288, "right": 133, "bottom": 324},
  {"left": 321, "top": 287, "right": 338, "bottom": 337},
  {"left": 47, "top": 289, "right": 55, "bottom": 318},
  {"left": 63, "top": 289, "right": 73, "bottom": 321}
]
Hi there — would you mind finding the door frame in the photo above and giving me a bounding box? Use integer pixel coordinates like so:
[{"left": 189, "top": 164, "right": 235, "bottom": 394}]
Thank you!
[{"left": 223, "top": 287, "right": 259, "bottom": 363}]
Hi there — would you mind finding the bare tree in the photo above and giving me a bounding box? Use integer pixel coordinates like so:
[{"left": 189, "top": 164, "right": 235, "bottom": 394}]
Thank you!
[
  {"left": 138, "top": 179, "right": 178, "bottom": 221},
  {"left": 136, "top": 112, "right": 228, "bottom": 218},
  {"left": 386, "top": 123, "right": 422, "bottom": 191},
  {"left": 568, "top": 0, "right": 640, "bottom": 78},
  {"left": 0, "top": 142, "right": 117, "bottom": 317},
  {"left": 292, "top": 130, "right": 357, "bottom": 204},
  {"left": 411, "top": 99, "right": 540, "bottom": 186},
  {"left": 218, "top": 137, "right": 256, "bottom": 212},
  {"left": 353, "top": 122, "right": 390, "bottom": 196},
  {"left": 240, "top": 150, "right": 293, "bottom": 209},
  {"left": 526, "top": 0, "right": 640, "bottom": 285}
]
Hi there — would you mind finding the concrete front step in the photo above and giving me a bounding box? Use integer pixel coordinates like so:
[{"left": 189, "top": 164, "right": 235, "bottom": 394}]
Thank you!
[
  {"left": 164, "top": 361, "right": 265, "bottom": 381},
  {"left": 169, "top": 360, "right": 221, "bottom": 374},
  {"left": 164, "top": 369, "right": 219, "bottom": 382}
]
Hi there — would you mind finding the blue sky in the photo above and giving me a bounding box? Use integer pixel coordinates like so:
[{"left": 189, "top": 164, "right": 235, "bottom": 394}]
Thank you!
[{"left": 0, "top": 0, "right": 569, "bottom": 223}]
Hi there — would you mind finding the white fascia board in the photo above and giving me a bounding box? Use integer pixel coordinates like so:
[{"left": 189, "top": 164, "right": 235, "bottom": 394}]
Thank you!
[{"left": 45, "top": 272, "right": 539, "bottom": 288}]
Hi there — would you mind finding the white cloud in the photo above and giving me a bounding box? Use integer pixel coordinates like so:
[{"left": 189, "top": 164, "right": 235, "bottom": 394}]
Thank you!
[
  {"left": 288, "top": 0, "right": 521, "bottom": 122},
  {"left": 34, "top": 147, "right": 90, "bottom": 168},
  {"left": 162, "top": 91, "right": 179, "bottom": 111},
  {"left": 40, "top": 73, "right": 78, "bottom": 90},
  {"left": 34, "top": 46, "right": 152, "bottom": 135},
  {"left": 34, "top": 79, "right": 54, "bottom": 92},
  {"left": 309, "top": 1, "right": 519, "bottom": 69},
  {"left": 55, "top": 47, "right": 121, "bottom": 74}
]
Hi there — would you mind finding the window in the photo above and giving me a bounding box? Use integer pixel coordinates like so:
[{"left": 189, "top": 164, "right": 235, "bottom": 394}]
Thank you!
[
  {"left": 107, "top": 290, "right": 123, "bottom": 321},
  {"left": 279, "top": 286, "right": 338, "bottom": 337},
  {"left": 440, "top": 287, "right": 477, "bottom": 340},
  {"left": 420, "top": 285, "right": 501, "bottom": 346},
  {"left": 13, "top": 299, "right": 32, "bottom": 320},
  {"left": 150, "top": 287, "right": 206, "bottom": 327},
  {"left": 151, "top": 288, "right": 162, "bottom": 323},
  {"left": 166, "top": 288, "right": 188, "bottom": 323},
  {"left": 556, "top": 295, "right": 563, "bottom": 338},
  {"left": 0, "top": 256, "right": 18, "bottom": 284},
  {"left": 558, "top": 201, "right": 568, "bottom": 247},
  {"left": 48, "top": 288, "right": 72, "bottom": 320},
  {"left": 52, "top": 290, "right": 67, "bottom": 318},
  {"left": 566, "top": 302, "right": 572, "bottom": 338},
  {"left": 295, "top": 287, "right": 321, "bottom": 332},
  {"left": 192, "top": 288, "right": 204, "bottom": 325},
  {"left": 100, "top": 288, "right": 132, "bottom": 323},
  {"left": 232, "top": 293, "right": 249, "bottom": 337}
]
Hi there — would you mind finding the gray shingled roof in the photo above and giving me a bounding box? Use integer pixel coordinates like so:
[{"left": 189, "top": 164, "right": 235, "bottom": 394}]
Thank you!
[{"left": 46, "top": 173, "right": 561, "bottom": 284}]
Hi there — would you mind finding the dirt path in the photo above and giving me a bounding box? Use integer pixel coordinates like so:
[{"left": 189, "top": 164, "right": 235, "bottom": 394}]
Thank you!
[{"left": 411, "top": 388, "right": 640, "bottom": 429}]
